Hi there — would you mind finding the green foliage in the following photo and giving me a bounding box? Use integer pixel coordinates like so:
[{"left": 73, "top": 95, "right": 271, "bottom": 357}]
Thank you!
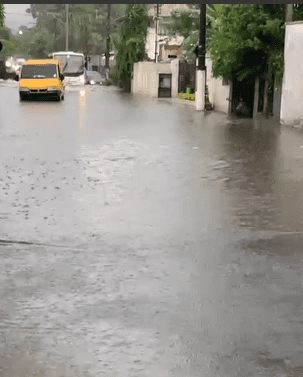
[
  {"left": 0, "top": 4, "right": 4, "bottom": 27},
  {"left": 1, "top": 39, "right": 15, "bottom": 56},
  {"left": 178, "top": 92, "right": 195, "bottom": 100},
  {"left": 0, "top": 26, "right": 17, "bottom": 56},
  {"left": 113, "top": 4, "right": 151, "bottom": 87},
  {"left": 167, "top": 5, "right": 222, "bottom": 62},
  {"left": 23, "top": 4, "right": 127, "bottom": 56},
  {"left": 30, "top": 27, "right": 56, "bottom": 58},
  {"left": 11, "top": 26, "right": 55, "bottom": 58},
  {"left": 208, "top": 4, "right": 286, "bottom": 82},
  {"left": 167, "top": 6, "right": 199, "bottom": 40}
]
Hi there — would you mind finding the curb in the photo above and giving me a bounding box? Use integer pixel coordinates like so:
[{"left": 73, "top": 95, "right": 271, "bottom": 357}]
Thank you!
[{"left": 170, "top": 97, "right": 196, "bottom": 106}]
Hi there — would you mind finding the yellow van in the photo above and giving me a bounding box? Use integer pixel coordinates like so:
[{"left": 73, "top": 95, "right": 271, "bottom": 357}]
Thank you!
[{"left": 18, "top": 59, "right": 65, "bottom": 101}]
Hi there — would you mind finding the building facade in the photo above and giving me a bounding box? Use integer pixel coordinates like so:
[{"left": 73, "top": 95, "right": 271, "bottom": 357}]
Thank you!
[{"left": 145, "top": 4, "right": 188, "bottom": 62}]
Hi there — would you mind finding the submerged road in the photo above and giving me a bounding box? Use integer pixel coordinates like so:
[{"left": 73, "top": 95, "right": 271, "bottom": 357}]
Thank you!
[{"left": 0, "top": 80, "right": 303, "bottom": 376}]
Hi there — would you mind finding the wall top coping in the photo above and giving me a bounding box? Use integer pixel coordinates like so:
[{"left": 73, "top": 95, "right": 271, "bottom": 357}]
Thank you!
[{"left": 286, "top": 21, "right": 303, "bottom": 25}]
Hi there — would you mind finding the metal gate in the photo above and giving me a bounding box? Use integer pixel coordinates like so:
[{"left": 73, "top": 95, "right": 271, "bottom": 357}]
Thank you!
[
  {"left": 178, "top": 61, "right": 195, "bottom": 93},
  {"left": 158, "top": 73, "right": 172, "bottom": 98}
]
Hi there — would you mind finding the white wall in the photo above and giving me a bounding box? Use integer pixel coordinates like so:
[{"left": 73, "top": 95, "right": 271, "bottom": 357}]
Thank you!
[
  {"left": 132, "top": 62, "right": 158, "bottom": 97},
  {"left": 132, "top": 61, "right": 178, "bottom": 98},
  {"left": 280, "top": 22, "right": 303, "bottom": 125},
  {"left": 206, "top": 57, "right": 230, "bottom": 114},
  {"left": 132, "top": 57, "right": 230, "bottom": 108}
]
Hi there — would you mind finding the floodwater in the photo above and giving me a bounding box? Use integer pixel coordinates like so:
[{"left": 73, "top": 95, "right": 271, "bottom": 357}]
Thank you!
[{"left": 0, "top": 80, "right": 303, "bottom": 376}]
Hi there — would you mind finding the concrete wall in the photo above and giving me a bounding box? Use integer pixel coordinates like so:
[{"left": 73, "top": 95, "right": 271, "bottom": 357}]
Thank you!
[
  {"left": 132, "top": 62, "right": 158, "bottom": 97},
  {"left": 281, "top": 22, "right": 303, "bottom": 125},
  {"left": 132, "top": 60, "right": 179, "bottom": 98},
  {"left": 159, "top": 45, "right": 183, "bottom": 62},
  {"left": 206, "top": 57, "right": 230, "bottom": 114},
  {"left": 132, "top": 57, "right": 230, "bottom": 109}
]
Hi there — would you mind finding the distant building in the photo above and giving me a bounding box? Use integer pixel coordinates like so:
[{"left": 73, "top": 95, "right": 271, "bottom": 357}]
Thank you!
[
  {"left": 146, "top": 4, "right": 189, "bottom": 62},
  {"left": 87, "top": 52, "right": 115, "bottom": 73}
]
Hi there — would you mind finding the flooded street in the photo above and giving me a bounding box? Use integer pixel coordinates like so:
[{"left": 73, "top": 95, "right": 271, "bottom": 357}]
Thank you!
[{"left": 1, "top": 80, "right": 303, "bottom": 376}]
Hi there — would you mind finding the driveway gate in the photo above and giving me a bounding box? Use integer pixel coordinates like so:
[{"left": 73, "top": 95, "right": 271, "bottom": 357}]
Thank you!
[
  {"left": 178, "top": 61, "right": 195, "bottom": 93},
  {"left": 158, "top": 74, "right": 172, "bottom": 98}
]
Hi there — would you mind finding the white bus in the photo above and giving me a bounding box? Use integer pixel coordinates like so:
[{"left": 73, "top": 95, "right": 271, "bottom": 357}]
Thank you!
[{"left": 48, "top": 51, "right": 87, "bottom": 85}]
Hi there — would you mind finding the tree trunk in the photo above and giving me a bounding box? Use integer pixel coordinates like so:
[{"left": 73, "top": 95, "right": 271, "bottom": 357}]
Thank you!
[
  {"left": 263, "top": 79, "right": 269, "bottom": 116},
  {"left": 253, "top": 77, "right": 260, "bottom": 128},
  {"left": 273, "top": 77, "right": 282, "bottom": 120},
  {"left": 228, "top": 79, "right": 233, "bottom": 116},
  {"left": 253, "top": 77, "right": 260, "bottom": 118}
]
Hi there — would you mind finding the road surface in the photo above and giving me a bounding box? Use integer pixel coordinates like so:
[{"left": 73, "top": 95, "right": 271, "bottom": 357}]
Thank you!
[{"left": 1, "top": 80, "right": 303, "bottom": 376}]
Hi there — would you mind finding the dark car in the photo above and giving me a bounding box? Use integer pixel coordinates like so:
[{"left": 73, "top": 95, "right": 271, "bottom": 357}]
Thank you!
[{"left": 86, "top": 70, "right": 106, "bottom": 85}]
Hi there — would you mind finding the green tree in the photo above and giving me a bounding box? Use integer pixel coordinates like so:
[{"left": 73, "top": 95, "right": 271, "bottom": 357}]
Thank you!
[
  {"left": 12, "top": 25, "right": 55, "bottom": 58},
  {"left": 208, "top": 5, "right": 283, "bottom": 83},
  {"left": 113, "top": 4, "right": 151, "bottom": 90},
  {"left": 0, "top": 4, "right": 4, "bottom": 27},
  {"left": 167, "top": 4, "right": 221, "bottom": 62},
  {"left": 208, "top": 4, "right": 303, "bottom": 83},
  {"left": 0, "top": 25, "right": 16, "bottom": 56},
  {"left": 26, "top": 4, "right": 126, "bottom": 56}
]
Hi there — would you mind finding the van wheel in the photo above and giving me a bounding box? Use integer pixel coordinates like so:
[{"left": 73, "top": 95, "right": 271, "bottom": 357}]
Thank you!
[
  {"left": 61, "top": 93, "right": 64, "bottom": 100},
  {"left": 19, "top": 93, "right": 26, "bottom": 101}
]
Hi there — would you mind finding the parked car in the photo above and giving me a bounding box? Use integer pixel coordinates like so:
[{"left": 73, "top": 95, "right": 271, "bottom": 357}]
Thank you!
[{"left": 86, "top": 70, "right": 106, "bottom": 85}]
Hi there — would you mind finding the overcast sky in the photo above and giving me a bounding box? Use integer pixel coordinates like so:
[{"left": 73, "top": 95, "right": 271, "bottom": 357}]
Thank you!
[{"left": 4, "top": 4, "right": 36, "bottom": 34}]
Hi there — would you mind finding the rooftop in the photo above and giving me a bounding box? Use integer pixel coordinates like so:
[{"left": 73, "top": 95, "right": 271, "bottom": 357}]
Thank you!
[{"left": 25, "top": 59, "right": 60, "bottom": 65}]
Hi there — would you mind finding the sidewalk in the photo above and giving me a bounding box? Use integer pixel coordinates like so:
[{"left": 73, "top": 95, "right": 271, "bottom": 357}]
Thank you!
[
  {"left": 171, "top": 98, "right": 282, "bottom": 130},
  {"left": 170, "top": 97, "right": 196, "bottom": 107},
  {"left": 226, "top": 112, "right": 282, "bottom": 131}
]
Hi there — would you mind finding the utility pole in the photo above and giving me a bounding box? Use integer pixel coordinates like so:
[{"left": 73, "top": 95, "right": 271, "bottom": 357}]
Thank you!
[
  {"left": 196, "top": 3, "right": 206, "bottom": 111},
  {"left": 105, "top": 4, "right": 111, "bottom": 80},
  {"left": 154, "top": 4, "right": 159, "bottom": 63},
  {"left": 65, "top": 4, "right": 69, "bottom": 51},
  {"left": 285, "top": 4, "right": 293, "bottom": 22}
]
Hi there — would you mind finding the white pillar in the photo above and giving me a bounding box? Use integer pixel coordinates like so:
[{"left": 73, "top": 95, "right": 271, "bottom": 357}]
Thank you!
[{"left": 196, "top": 69, "right": 205, "bottom": 111}]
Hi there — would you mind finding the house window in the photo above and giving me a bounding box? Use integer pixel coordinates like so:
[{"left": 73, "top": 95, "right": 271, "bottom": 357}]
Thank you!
[{"left": 168, "top": 54, "right": 177, "bottom": 59}]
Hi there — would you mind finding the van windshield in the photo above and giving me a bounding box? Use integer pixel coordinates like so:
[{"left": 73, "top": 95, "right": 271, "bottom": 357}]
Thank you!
[{"left": 21, "top": 65, "right": 57, "bottom": 79}]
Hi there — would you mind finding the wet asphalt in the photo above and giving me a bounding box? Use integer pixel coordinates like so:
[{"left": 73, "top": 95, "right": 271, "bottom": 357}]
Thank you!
[{"left": 1, "top": 80, "right": 303, "bottom": 376}]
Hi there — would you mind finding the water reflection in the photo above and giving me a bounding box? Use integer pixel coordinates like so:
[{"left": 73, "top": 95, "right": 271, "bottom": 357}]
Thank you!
[
  {"left": 218, "top": 122, "right": 282, "bottom": 231},
  {"left": 239, "top": 233, "right": 303, "bottom": 376},
  {"left": 76, "top": 88, "right": 87, "bottom": 139},
  {"left": 223, "top": 123, "right": 278, "bottom": 193}
]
